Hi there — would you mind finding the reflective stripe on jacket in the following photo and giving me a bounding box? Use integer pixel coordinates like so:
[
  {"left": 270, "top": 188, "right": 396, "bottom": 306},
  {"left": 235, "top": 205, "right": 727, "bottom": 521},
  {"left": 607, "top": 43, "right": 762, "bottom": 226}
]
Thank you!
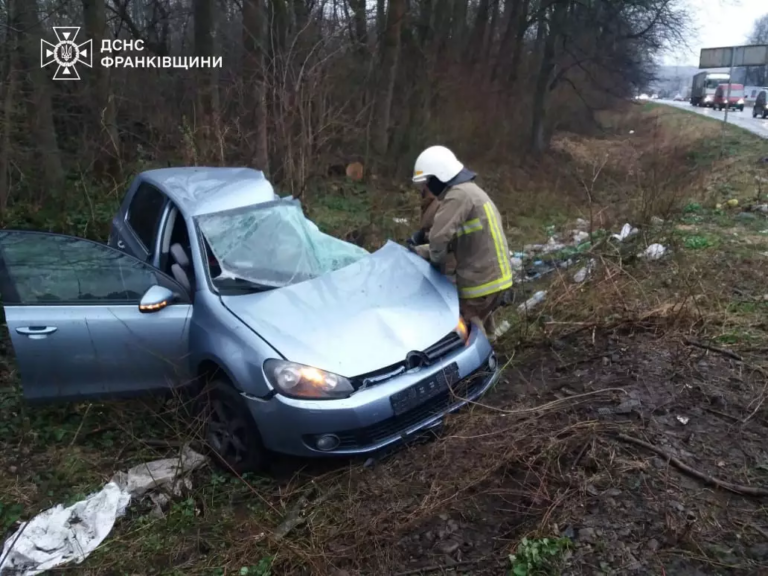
[{"left": 428, "top": 181, "right": 512, "bottom": 299}]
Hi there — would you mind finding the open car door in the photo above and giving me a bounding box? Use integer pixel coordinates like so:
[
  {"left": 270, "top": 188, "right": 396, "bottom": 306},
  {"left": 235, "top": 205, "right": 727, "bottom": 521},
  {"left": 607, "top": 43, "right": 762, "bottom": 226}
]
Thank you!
[{"left": 0, "top": 231, "right": 192, "bottom": 402}]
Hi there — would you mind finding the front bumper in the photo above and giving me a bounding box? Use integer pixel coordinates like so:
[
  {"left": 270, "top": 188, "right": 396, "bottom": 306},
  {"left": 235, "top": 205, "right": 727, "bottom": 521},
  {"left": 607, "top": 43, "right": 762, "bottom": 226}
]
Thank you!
[{"left": 244, "top": 327, "right": 499, "bottom": 457}]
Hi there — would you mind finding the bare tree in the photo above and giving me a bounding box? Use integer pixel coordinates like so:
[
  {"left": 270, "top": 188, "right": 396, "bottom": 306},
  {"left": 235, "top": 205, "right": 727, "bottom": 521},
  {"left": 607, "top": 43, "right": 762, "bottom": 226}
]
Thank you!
[
  {"left": 16, "top": 0, "right": 64, "bottom": 199},
  {"left": 243, "top": 0, "right": 269, "bottom": 173},
  {"left": 83, "top": 0, "right": 119, "bottom": 176}
]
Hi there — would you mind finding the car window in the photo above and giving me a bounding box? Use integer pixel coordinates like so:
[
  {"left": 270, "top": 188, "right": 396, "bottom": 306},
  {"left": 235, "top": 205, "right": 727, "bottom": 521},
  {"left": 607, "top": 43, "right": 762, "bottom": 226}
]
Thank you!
[
  {"left": 0, "top": 232, "right": 172, "bottom": 304},
  {"left": 127, "top": 183, "right": 166, "bottom": 251}
]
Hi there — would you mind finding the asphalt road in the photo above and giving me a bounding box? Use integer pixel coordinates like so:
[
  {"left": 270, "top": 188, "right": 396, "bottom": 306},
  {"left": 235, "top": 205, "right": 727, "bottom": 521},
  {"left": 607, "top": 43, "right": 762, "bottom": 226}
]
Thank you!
[{"left": 659, "top": 99, "right": 768, "bottom": 139}]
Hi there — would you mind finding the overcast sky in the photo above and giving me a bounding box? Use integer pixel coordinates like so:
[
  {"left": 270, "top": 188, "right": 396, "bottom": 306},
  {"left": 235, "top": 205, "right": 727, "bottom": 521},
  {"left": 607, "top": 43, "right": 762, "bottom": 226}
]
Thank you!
[{"left": 663, "top": 0, "right": 767, "bottom": 66}]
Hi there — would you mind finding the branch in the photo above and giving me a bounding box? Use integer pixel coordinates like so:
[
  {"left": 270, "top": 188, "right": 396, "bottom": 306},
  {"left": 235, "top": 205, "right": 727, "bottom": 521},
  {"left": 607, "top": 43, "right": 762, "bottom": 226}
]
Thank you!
[{"left": 614, "top": 433, "right": 768, "bottom": 497}]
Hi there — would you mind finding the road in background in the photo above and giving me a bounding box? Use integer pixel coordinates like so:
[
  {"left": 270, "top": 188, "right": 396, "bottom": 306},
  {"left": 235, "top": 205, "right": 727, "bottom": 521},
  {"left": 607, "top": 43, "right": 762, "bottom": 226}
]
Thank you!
[{"left": 659, "top": 100, "right": 768, "bottom": 139}]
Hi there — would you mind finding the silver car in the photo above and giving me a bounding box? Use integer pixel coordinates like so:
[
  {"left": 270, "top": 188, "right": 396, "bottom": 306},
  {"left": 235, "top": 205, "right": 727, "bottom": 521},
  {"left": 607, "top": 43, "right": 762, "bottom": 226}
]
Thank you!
[{"left": 0, "top": 167, "right": 500, "bottom": 472}]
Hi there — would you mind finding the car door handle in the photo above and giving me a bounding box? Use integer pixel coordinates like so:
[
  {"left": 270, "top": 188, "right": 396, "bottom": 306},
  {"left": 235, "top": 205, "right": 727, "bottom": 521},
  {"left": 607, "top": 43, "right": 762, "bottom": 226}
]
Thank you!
[
  {"left": 117, "top": 240, "right": 125, "bottom": 249},
  {"left": 16, "top": 326, "right": 58, "bottom": 338}
]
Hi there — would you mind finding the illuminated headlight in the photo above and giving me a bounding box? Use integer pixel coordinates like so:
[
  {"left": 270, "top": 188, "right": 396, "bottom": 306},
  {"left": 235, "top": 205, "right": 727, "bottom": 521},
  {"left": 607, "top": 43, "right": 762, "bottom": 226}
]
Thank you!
[
  {"left": 704, "top": 96, "right": 712, "bottom": 102},
  {"left": 263, "top": 359, "right": 354, "bottom": 399},
  {"left": 738, "top": 99, "right": 744, "bottom": 104},
  {"left": 456, "top": 316, "right": 470, "bottom": 344}
]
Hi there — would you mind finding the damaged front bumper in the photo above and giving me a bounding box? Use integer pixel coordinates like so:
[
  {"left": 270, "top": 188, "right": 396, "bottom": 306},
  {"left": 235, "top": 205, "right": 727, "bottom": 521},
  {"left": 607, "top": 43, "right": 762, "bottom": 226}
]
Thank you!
[{"left": 244, "top": 327, "right": 500, "bottom": 457}]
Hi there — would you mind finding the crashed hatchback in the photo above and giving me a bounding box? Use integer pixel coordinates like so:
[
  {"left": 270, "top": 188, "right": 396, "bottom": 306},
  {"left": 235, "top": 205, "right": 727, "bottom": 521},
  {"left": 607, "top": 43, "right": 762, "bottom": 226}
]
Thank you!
[{"left": 0, "top": 167, "right": 500, "bottom": 472}]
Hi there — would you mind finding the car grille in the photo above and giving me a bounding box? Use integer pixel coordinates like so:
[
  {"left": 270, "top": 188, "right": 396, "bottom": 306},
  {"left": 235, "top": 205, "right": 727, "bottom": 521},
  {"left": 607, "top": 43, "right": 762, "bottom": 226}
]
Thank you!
[
  {"left": 351, "top": 331, "right": 465, "bottom": 390},
  {"left": 332, "top": 362, "right": 492, "bottom": 450}
]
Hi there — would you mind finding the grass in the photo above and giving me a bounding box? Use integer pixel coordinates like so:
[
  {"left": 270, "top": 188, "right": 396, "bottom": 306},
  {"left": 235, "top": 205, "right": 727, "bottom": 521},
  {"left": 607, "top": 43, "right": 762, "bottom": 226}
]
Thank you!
[{"left": 2, "top": 104, "right": 768, "bottom": 575}]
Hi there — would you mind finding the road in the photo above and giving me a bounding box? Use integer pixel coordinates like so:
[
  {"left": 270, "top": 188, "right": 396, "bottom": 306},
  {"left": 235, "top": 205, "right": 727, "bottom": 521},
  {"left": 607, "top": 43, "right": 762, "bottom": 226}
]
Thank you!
[{"left": 659, "top": 100, "right": 768, "bottom": 139}]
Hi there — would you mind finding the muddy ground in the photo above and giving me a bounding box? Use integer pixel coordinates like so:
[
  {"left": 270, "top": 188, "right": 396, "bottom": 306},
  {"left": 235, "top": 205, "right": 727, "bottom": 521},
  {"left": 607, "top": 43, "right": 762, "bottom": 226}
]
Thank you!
[{"left": 257, "top": 321, "right": 768, "bottom": 576}]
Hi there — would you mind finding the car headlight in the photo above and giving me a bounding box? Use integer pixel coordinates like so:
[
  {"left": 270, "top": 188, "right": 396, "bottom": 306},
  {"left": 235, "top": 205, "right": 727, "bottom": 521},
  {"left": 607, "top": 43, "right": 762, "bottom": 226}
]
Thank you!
[
  {"left": 456, "top": 316, "right": 470, "bottom": 344},
  {"left": 738, "top": 99, "right": 744, "bottom": 104},
  {"left": 263, "top": 359, "right": 354, "bottom": 399}
]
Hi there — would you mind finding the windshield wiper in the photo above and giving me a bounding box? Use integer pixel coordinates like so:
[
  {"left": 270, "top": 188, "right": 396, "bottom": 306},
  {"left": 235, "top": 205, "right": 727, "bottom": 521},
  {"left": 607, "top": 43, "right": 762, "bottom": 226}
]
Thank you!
[{"left": 213, "top": 276, "right": 276, "bottom": 292}]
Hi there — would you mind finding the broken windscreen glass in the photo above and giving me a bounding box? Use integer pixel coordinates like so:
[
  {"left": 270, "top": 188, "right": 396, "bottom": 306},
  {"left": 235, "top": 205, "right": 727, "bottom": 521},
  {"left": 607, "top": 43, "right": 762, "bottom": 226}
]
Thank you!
[{"left": 196, "top": 199, "right": 370, "bottom": 289}]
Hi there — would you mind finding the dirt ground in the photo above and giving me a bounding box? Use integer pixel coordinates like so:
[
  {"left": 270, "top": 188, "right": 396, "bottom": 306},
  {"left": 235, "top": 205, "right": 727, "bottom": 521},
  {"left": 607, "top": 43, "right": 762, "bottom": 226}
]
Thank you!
[{"left": 2, "top": 105, "right": 768, "bottom": 575}]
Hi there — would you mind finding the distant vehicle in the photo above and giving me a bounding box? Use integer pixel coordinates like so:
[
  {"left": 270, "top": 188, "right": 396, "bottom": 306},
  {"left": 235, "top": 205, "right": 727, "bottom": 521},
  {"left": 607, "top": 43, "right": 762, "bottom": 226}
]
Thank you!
[
  {"left": 713, "top": 83, "right": 745, "bottom": 111},
  {"left": 690, "top": 71, "right": 730, "bottom": 107},
  {"left": 753, "top": 90, "right": 768, "bottom": 118},
  {"left": 673, "top": 93, "right": 684, "bottom": 101},
  {"left": 637, "top": 93, "right": 649, "bottom": 100}
]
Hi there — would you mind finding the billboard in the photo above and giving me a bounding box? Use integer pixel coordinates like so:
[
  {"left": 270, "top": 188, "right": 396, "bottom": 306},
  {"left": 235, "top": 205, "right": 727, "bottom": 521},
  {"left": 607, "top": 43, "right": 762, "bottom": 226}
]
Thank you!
[{"left": 700, "top": 45, "right": 768, "bottom": 68}]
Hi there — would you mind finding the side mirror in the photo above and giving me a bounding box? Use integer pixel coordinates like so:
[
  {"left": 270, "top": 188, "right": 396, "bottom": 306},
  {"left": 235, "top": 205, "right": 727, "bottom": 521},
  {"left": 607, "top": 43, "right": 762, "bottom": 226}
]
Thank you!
[{"left": 139, "top": 285, "right": 174, "bottom": 313}]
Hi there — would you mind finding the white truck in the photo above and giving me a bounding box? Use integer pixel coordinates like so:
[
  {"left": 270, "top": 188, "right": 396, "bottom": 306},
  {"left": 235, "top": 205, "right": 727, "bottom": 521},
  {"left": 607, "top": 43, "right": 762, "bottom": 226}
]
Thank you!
[{"left": 690, "top": 72, "right": 730, "bottom": 107}]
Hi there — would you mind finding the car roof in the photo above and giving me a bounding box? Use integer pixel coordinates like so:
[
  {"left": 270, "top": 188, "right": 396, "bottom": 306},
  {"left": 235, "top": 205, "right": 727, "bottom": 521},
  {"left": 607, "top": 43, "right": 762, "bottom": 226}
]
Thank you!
[{"left": 138, "top": 167, "right": 278, "bottom": 217}]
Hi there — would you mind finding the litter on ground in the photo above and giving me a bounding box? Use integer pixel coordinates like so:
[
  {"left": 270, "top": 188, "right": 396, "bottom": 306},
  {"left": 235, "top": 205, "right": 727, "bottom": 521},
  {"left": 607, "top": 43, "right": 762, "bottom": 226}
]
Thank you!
[{"left": 0, "top": 446, "right": 207, "bottom": 576}]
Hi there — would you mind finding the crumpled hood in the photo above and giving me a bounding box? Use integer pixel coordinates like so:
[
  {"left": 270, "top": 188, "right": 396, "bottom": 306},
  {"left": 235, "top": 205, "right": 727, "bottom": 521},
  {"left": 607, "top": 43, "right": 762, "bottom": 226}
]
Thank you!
[{"left": 221, "top": 241, "right": 460, "bottom": 377}]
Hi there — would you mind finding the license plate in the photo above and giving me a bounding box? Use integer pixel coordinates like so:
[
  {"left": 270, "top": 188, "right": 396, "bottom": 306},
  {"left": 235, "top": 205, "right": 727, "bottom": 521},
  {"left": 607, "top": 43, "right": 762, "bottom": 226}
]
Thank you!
[{"left": 390, "top": 363, "right": 459, "bottom": 416}]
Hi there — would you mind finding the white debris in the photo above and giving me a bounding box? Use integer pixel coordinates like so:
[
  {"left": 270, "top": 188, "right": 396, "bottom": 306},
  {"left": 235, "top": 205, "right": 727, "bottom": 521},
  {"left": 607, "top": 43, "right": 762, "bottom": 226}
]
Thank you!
[
  {"left": 611, "top": 223, "right": 638, "bottom": 242},
  {"left": 392, "top": 217, "right": 409, "bottom": 224},
  {"left": 572, "top": 230, "right": 590, "bottom": 244},
  {"left": 575, "top": 218, "right": 589, "bottom": 231},
  {"left": 111, "top": 445, "right": 207, "bottom": 498},
  {"left": 676, "top": 415, "right": 690, "bottom": 425},
  {"left": 640, "top": 244, "right": 666, "bottom": 260},
  {"left": 629, "top": 130, "right": 635, "bottom": 134},
  {"left": 517, "top": 290, "right": 547, "bottom": 314},
  {"left": 489, "top": 320, "right": 512, "bottom": 343},
  {"left": 0, "top": 446, "right": 207, "bottom": 576},
  {"left": 573, "top": 259, "right": 597, "bottom": 283},
  {"left": 510, "top": 257, "right": 523, "bottom": 270}
]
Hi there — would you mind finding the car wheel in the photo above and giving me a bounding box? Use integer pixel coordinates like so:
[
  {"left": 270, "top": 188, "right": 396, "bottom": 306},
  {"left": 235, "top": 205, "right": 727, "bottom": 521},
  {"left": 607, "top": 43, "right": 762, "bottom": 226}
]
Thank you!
[
  {"left": 763, "top": 111, "right": 767, "bottom": 119},
  {"left": 754, "top": 108, "right": 758, "bottom": 118},
  {"left": 197, "top": 378, "right": 268, "bottom": 474}
]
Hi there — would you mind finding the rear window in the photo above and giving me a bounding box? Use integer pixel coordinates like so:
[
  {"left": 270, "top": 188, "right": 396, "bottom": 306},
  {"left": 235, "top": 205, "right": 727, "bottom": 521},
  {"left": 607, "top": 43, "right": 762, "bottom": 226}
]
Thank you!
[{"left": 127, "top": 183, "right": 166, "bottom": 251}]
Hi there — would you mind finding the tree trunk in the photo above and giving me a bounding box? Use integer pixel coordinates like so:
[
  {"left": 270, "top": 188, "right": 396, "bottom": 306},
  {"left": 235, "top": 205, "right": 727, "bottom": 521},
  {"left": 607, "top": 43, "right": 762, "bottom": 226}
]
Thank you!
[
  {"left": 373, "top": 0, "right": 405, "bottom": 157},
  {"left": 451, "top": 0, "right": 469, "bottom": 62},
  {"left": 348, "top": 0, "right": 369, "bottom": 52},
  {"left": 0, "top": 0, "right": 18, "bottom": 213},
  {"left": 507, "top": 0, "right": 529, "bottom": 87},
  {"left": 468, "top": 0, "right": 490, "bottom": 67},
  {"left": 243, "top": 0, "right": 269, "bottom": 173},
  {"left": 529, "top": 0, "right": 564, "bottom": 154},
  {"left": 377, "top": 0, "right": 386, "bottom": 46},
  {"left": 16, "top": 0, "right": 64, "bottom": 200},
  {"left": 194, "top": 0, "right": 220, "bottom": 156},
  {"left": 82, "top": 0, "right": 119, "bottom": 177}
]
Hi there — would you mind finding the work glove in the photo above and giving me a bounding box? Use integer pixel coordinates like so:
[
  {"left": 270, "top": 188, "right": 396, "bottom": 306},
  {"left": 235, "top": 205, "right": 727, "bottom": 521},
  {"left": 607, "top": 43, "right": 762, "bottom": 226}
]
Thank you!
[
  {"left": 414, "top": 244, "right": 430, "bottom": 260},
  {"left": 406, "top": 229, "right": 426, "bottom": 248}
]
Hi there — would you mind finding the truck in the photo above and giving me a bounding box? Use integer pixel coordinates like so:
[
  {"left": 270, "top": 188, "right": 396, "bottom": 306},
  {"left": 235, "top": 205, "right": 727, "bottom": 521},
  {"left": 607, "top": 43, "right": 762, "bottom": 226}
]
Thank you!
[{"left": 690, "top": 72, "right": 730, "bottom": 107}]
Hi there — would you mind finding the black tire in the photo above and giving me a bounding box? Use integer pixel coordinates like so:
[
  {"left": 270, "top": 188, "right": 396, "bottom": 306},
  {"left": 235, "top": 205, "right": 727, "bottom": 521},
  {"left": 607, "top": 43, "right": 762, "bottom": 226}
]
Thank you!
[
  {"left": 754, "top": 107, "right": 758, "bottom": 118},
  {"left": 197, "top": 378, "right": 269, "bottom": 474},
  {"left": 763, "top": 110, "right": 767, "bottom": 119}
]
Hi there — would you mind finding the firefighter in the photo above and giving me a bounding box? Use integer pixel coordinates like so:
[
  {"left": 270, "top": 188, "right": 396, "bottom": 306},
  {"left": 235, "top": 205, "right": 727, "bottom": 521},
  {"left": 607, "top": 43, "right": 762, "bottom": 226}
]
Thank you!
[{"left": 411, "top": 145, "right": 512, "bottom": 338}]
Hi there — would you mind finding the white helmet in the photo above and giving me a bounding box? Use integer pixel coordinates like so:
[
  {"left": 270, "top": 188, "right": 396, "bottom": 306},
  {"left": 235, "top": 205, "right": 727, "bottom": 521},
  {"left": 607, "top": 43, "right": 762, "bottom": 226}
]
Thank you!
[{"left": 412, "top": 146, "right": 464, "bottom": 184}]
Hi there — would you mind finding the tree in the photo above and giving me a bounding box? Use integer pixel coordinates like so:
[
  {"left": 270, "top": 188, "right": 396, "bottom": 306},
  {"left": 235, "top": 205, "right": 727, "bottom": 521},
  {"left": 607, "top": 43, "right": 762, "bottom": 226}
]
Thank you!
[
  {"left": 83, "top": 0, "right": 119, "bottom": 176},
  {"left": 373, "top": 0, "right": 405, "bottom": 157},
  {"left": 243, "top": 0, "right": 269, "bottom": 173},
  {"left": 15, "top": 0, "right": 64, "bottom": 199}
]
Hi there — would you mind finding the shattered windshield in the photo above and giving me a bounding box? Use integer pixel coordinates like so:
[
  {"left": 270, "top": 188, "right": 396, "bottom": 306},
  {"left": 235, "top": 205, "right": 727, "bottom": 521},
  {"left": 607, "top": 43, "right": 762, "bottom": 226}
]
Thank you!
[{"left": 196, "top": 199, "right": 369, "bottom": 290}]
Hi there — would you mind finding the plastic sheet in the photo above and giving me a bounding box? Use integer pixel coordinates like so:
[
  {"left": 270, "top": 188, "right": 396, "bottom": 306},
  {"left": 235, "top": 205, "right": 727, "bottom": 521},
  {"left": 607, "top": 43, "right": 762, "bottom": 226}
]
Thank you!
[
  {"left": 197, "top": 199, "right": 369, "bottom": 288},
  {"left": 0, "top": 446, "right": 206, "bottom": 576}
]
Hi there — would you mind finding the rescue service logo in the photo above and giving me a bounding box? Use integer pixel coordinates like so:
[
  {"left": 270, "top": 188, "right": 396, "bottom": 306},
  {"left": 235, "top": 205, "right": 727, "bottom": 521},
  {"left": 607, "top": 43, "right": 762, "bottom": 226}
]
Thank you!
[{"left": 40, "top": 27, "right": 93, "bottom": 81}]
